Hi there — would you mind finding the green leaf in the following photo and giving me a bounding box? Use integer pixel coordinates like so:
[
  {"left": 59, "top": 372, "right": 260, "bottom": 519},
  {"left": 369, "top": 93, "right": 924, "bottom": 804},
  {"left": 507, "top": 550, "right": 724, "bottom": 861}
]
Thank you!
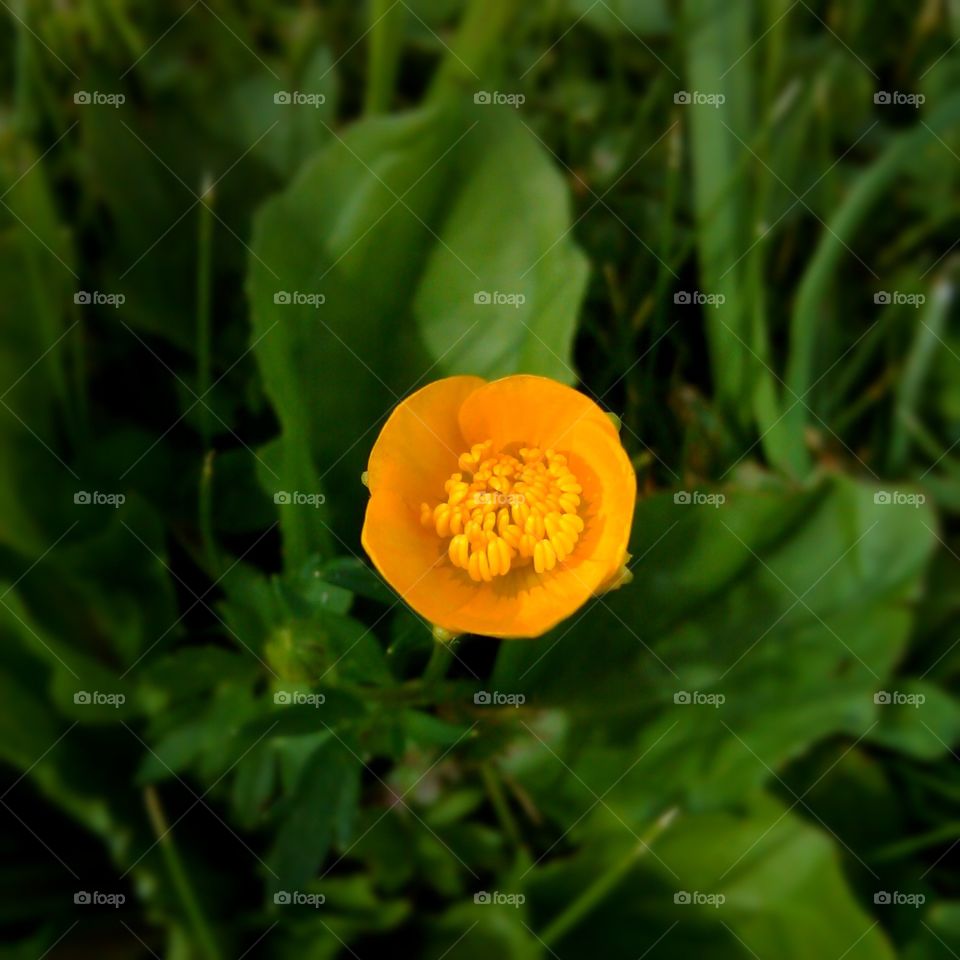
[
  {"left": 567, "top": 0, "right": 673, "bottom": 35},
  {"left": 494, "top": 476, "right": 937, "bottom": 822},
  {"left": 413, "top": 110, "right": 589, "bottom": 384},
  {"left": 868, "top": 679, "right": 960, "bottom": 760},
  {"left": 527, "top": 794, "right": 895, "bottom": 960},
  {"left": 268, "top": 735, "right": 362, "bottom": 893},
  {"left": 248, "top": 105, "right": 589, "bottom": 557}
]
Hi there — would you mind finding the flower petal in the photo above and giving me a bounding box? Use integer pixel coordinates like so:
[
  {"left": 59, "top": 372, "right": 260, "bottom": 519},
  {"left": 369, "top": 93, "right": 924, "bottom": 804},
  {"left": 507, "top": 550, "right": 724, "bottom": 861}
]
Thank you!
[
  {"left": 457, "top": 374, "right": 620, "bottom": 451},
  {"left": 365, "top": 375, "right": 485, "bottom": 508}
]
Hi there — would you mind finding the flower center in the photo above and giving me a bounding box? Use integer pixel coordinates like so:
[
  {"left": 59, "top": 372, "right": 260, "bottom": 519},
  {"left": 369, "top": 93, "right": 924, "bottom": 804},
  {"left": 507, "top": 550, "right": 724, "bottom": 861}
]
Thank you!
[{"left": 420, "top": 440, "right": 585, "bottom": 582}]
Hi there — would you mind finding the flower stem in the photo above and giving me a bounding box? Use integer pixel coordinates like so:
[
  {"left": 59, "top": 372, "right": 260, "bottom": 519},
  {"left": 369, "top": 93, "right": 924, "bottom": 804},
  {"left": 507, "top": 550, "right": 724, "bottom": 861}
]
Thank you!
[
  {"left": 364, "top": 0, "right": 404, "bottom": 115},
  {"left": 423, "top": 635, "right": 456, "bottom": 684},
  {"left": 196, "top": 176, "right": 214, "bottom": 448},
  {"left": 144, "top": 786, "right": 222, "bottom": 960},
  {"left": 538, "top": 807, "right": 678, "bottom": 949},
  {"left": 196, "top": 179, "right": 219, "bottom": 577},
  {"left": 480, "top": 762, "right": 522, "bottom": 847}
]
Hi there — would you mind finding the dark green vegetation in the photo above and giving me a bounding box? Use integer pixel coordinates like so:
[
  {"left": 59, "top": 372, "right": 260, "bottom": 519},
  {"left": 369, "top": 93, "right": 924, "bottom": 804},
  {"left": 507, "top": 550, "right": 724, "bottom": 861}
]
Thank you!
[{"left": 1, "top": 1, "right": 960, "bottom": 957}]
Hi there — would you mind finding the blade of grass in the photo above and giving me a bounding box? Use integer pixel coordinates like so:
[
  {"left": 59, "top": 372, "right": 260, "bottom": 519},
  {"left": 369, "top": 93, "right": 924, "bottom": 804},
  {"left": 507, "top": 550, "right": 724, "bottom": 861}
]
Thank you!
[
  {"left": 889, "top": 277, "right": 955, "bottom": 473},
  {"left": 680, "top": 0, "right": 759, "bottom": 436},
  {"left": 784, "top": 94, "right": 960, "bottom": 464},
  {"left": 539, "top": 807, "right": 678, "bottom": 949}
]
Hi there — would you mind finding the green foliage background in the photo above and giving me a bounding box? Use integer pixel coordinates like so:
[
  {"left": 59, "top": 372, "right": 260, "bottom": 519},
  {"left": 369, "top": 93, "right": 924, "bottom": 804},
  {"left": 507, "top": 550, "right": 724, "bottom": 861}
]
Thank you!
[{"left": 1, "top": 1, "right": 959, "bottom": 957}]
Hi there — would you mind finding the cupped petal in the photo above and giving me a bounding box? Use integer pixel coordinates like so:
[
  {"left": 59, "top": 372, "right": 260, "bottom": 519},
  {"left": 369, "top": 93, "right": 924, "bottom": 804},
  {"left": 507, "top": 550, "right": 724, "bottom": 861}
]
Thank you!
[
  {"left": 457, "top": 374, "right": 620, "bottom": 451},
  {"left": 365, "top": 375, "right": 485, "bottom": 507}
]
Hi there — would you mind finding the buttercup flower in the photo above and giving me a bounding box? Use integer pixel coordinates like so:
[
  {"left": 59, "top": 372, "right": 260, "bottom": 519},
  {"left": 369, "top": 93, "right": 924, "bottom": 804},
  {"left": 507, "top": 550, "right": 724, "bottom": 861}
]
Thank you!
[{"left": 361, "top": 375, "right": 636, "bottom": 639}]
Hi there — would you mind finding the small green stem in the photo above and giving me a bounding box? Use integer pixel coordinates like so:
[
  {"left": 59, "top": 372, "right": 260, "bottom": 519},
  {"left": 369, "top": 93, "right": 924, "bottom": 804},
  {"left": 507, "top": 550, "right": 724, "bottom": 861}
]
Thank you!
[
  {"left": 423, "top": 634, "right": 457, "bottom": 684},
  {"left": 144, "top": 786, "right": 222, "bottom": 960},
  {"left": 199, "top": 450, "right": 219, "bottom": 577},
  {"left": 428, "top": 0, "right": 516, "bottom": 102},
  {"left": 364, "top": 0, "right": 404, "bottom": 115},
  {"left": 480, "top": 762, "right": 521, "bottom": 847},
  {"left": 196, "top": 176, "right": 214, "bottom": 449},
  {"left": 539, "top": 807, "right": 678, "bottom": 949},
  {"left": 196, "top": 179, "right": 218, "bottom": 576}
]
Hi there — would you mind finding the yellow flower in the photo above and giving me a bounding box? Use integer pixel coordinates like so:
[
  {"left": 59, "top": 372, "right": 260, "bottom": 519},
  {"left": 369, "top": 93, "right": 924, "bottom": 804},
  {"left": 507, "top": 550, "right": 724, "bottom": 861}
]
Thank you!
[{"left": 361, "top": 375, "right": 636, "bottom": 639}]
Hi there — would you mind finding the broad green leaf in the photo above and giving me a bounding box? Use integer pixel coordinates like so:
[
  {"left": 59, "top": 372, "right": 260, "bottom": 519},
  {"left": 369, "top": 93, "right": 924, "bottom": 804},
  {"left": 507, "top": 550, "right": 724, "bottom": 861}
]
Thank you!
[
  {"left": 494, "top": 476, "right": 937, "bottom": 822},
  {"left": 414, "top": 110, "right": 589, "bottom": 384},
  {"left": 248, "top": 104, "right": 590, "bottom": 557},
  {"left": 526, "top": 794, "right": 895, "bottom": 960}
]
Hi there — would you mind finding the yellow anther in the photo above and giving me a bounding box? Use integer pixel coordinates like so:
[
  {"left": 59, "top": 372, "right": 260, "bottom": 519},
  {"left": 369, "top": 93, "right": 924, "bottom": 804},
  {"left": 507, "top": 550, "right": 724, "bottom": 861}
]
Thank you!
[{"left": 426, "top": 440, "right": 586, "bottom": 581}]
